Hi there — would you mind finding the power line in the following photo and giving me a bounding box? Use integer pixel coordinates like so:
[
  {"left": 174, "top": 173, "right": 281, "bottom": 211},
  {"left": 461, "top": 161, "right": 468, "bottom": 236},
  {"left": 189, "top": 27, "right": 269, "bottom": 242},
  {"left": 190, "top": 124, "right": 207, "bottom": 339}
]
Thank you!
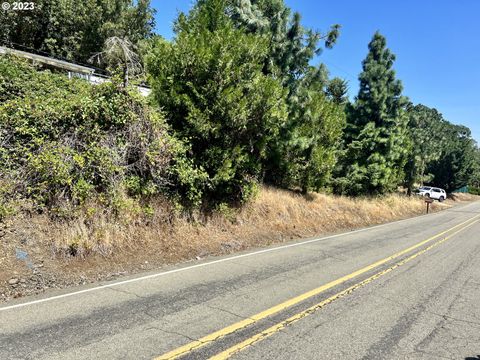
[{"left": 321, "top": 59, "right": 358, "bottom": 83}]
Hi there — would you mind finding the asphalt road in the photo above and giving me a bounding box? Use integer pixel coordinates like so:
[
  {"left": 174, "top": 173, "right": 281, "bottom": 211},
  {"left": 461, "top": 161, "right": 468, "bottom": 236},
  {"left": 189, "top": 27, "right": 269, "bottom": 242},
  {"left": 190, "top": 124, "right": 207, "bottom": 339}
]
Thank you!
[{"left": 1, "top": 201, "right": 480, "bottom": 360}]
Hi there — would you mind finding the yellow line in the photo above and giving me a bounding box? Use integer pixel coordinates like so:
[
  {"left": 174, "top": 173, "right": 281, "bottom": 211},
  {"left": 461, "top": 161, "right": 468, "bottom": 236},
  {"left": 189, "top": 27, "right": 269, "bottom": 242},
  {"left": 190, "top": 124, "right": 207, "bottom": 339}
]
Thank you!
[
  {"left": 154, "top": 214, "right": 480, "bottom": 360},
  {"left": 211, "top": 218, "right": 480, "bottom": 359}
]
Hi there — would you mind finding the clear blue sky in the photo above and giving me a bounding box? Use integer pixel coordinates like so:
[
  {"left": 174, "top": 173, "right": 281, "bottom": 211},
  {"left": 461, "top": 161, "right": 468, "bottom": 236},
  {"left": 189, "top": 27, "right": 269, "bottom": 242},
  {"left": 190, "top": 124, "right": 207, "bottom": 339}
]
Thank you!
[{"left": 153, "top": 0, "right": 480, "bottom": 142}]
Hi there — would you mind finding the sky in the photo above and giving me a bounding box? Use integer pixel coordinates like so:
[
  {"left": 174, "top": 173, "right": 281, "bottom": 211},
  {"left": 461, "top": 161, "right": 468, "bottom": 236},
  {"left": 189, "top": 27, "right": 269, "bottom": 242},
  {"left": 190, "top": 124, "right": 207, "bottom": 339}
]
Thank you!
[{"left": 153, "top": 0, "right": 480, "bottom": 142}]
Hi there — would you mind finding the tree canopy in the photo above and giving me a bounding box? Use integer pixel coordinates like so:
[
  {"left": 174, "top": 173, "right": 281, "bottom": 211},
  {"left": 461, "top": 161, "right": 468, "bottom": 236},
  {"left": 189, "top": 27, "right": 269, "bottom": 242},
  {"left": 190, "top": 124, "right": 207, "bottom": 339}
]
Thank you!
[
  {"left": 1, "top": 0, "right": 478, "bottom": 214},
  {"left": 0, "top": 0, "right": 155, "bottom": 65},
  {"left": 147, "top": 0, "right": 288, "bottom": 205},
  {"left": 334, "top": 32, "right": 409, "bottom": 195}
]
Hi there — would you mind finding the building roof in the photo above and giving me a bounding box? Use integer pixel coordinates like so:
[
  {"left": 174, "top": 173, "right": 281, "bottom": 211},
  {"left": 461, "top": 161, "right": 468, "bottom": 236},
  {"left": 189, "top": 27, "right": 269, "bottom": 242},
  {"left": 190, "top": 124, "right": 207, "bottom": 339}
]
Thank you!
[{"left": 0, "top": 46, "right": 95, "bottom": 74}]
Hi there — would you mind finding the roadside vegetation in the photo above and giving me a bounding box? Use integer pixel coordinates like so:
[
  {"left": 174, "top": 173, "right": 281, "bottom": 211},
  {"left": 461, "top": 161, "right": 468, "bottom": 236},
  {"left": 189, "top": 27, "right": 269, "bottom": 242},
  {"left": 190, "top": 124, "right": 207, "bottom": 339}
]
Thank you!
[
  {"left": 4, "top": 186, "right": 474, "bottom": 300},
  {"left": 1, "top": 0, "right": 479, "bottom": 294}
]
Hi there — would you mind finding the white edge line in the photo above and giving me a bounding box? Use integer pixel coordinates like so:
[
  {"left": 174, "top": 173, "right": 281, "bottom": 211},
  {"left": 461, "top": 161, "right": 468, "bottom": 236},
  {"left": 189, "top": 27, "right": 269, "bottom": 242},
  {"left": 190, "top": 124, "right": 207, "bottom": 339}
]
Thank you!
[{"left": 0, "top": 203, "right": 472, "bottom": 312}]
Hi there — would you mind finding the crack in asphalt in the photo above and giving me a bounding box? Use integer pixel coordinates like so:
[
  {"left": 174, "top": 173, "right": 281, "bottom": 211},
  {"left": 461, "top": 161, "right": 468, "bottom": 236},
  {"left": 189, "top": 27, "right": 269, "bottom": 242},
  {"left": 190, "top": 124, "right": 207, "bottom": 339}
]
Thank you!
[
  {"left": 358, "top": 235, "right": 480, "bottom": 360},
  {"left": 375, "top": 293, "right": 480, "bottom": 327},
  {"left": 145, "top": 326, "right": 199, "bottom": 343},
  {"left": 108, "top": 286, "right": 147, "bottom": 299},
  {"left": 205, "top": 304, "right": 251, "bottom": 320}
]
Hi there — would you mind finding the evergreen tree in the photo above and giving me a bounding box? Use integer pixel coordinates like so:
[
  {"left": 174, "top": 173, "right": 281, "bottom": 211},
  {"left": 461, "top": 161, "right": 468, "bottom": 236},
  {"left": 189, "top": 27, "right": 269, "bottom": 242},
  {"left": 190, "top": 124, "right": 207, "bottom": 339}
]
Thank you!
[
  {"left": 228, "top": 0, "right": 340, "bottom": 89},
  {"left": 326, "top": 77, "right": 349, "bottom": 105},
  {"left": 146, "top": 0, "right": 287, "bottom": 205},
  {"left": 228, "top": 0, "right": 345, "bottom": 192},
  {"left": 335, "top": 32, "right": 408, "bottom": 195},
  {"left": 264, "top": 65, "right": 345, "bottom": 193},
  {"left": 427, "top": 124, "right": 477, "bottom": 192}
]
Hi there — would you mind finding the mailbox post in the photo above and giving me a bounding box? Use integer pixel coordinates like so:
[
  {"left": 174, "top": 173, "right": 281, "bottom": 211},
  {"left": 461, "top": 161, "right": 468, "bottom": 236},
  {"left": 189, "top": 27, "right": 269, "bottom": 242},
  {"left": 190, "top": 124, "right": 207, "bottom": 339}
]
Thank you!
[{"left": 425, "top": 197, "right": 434, "bottom": 214}]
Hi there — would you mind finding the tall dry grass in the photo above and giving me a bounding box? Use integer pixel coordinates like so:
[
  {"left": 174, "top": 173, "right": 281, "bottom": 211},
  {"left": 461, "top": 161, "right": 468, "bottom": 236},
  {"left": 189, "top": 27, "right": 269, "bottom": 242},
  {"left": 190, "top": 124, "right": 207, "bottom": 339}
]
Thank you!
[
  {"left": 2, "top": 186, "right": 475, "bottom": 288},
  {"left": 42, "top": 186, "right": 454, "bottom": 262}
]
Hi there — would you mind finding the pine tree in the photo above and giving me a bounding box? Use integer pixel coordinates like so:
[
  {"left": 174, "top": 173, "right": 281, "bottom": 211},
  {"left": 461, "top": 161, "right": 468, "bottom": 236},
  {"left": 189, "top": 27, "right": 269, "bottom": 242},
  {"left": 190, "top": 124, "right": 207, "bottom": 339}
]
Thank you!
[
  {"left": 326, "top": 77, "right": 349, "bottom": 105},
  {"left": 335, "top": 32, "right": 408, "bottom": 195},
  {"left": 228, "top": 0, "right": 340, "bottom": 89},
  {"left": 228, "top": 0, "right": 344, "bottom": 192},
  {"left": 427, "top": 124, "right": 477, "bottom": 192}
]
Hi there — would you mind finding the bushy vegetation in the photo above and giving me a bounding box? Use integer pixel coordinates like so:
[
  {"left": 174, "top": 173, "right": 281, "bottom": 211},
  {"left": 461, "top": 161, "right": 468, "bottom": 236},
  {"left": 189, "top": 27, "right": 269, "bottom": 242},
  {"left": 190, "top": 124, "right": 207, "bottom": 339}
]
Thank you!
[
  {"left": 0, "top": 56, "right": 202, "bottom": 217},
  {"left": 469, "top": 186, "right": 480, "bottom": 195},
  {"left": 1, "top": 0, "right": 479, "bottom": 223},
  {"left": 334, "top": 32, "right": 409, "bottom": 195},
  {"left": 0, "top": 0, "right": 155, "bottom": 65},
  {"left": 146, "top": 2, "right": 288, "bottom": 204}
]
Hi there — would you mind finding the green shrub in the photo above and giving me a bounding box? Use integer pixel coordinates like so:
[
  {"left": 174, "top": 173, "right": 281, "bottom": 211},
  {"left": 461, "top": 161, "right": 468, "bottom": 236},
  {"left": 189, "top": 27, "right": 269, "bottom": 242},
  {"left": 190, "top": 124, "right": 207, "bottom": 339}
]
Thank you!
[
  {"left": 468, "top": 186, "right": 480, "bottom": 195},
  {"left": 146, "top": 1, "right": 287, "bottom": 206},
  {"left": 0, "top": 56, "right": 203, "bottom": 215}
]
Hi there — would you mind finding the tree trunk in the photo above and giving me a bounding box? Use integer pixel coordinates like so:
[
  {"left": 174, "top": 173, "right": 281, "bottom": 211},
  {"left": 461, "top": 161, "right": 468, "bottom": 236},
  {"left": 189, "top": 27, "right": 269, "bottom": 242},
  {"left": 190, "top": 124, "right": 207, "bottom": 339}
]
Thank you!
[{"left": 123, "top": 63, "right": 129, "bottom": 88}]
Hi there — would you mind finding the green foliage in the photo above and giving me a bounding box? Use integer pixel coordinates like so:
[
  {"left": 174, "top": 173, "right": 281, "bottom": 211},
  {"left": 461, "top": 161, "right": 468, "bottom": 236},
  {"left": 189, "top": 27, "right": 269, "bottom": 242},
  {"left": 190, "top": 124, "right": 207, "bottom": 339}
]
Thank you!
[
  {"left": 468, "top": 186, "right": 480, "bottom": 195},
  {"left": 335, "top": 32, "right": 408, "bottom": 195},
  {"left": 326, "top": 77, "right": 349, "bottom": 105},
  {"left": 0, "top": 0, "right": 155, "bottom": 65},
  {"left": 269, "top": 80, "right": 346, "bottom": 193},
  {"left": 229, "top": 0, "right": 340, "bottom": 87},
  {"left": 426, "top": 124, "right": 477, "bottom": 192},
  {"left": 2, "top": 0, "right": 478, "bottom": 218},
  {"left": 227, "top": 1, "right": 345, "bottom": 192},
  {"left": 0, "top": 56, "right": 189, "bottom": 213},
  {"left": 469, "top": 149, "right": 480, "bottom": 188},
  {"left": 403, "top": 103, "right": 447, "bottom": 194},
  {"left": 147, "top": 0, "right": 288, "bottom": 205},
  {"left": 403, "top": 103, "right": 478, "bottom": 193},
  {"left": 0, "top": 180, "right": 17, "bottom": 220},
  {"left": 214, "top": 202, "right": 238, "bottom": 223}
]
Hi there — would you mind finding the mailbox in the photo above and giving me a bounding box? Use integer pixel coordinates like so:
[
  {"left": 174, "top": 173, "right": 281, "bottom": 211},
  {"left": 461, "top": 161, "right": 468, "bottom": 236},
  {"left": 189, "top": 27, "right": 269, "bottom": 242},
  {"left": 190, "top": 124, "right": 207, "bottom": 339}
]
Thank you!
[{"left": 425, "top": 198, "right": 434, "bottom": 213}]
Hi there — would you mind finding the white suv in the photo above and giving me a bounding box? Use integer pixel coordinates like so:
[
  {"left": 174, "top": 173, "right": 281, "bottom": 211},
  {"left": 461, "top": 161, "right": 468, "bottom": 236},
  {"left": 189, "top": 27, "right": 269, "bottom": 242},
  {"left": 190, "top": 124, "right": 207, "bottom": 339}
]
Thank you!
[{"left": 416, "top": 186, "right": 447, "bottom": 202}]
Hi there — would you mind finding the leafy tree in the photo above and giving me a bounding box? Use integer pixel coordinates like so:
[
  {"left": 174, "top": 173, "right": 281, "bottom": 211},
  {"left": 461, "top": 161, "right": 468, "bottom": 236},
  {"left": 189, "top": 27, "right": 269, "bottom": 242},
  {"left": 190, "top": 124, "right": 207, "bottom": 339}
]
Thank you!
[
  {"left": 427, "top": 124, "right": 477, "bottom": 192},
  {"left": 0, "top": 0, "right": 155, "bottom": 65},
  {"left": 146, "top": 0, "right": 288, "bottom": 205},
  {"left": 403, "top": 103, "right": 445, "bottom": 195},
  {"left": 403, "top": 103, "right": 478, "bottom": 193},
  {"left": 335, "top": 32, "right": 408, "bottom": 195},
  {"left": 469, "top": 148, "right": 480, "bottom": 188}
]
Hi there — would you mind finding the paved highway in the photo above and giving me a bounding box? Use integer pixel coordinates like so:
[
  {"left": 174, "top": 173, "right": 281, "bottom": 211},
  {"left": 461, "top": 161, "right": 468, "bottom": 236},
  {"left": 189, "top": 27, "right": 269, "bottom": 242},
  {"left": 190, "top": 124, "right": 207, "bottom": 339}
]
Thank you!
[{"left": 1, "top": 201, "right": 480, "bottom": 360}]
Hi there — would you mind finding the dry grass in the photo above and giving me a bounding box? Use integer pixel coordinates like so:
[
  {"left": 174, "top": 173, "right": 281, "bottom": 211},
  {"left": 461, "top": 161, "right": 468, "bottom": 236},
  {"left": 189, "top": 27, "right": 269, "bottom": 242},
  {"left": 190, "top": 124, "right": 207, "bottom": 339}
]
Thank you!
[
  {"left": 448, "top": 192, "right": 479, "bottom": 202},
  {"left": 48, "top": 188, "right": 447, "bottom": 258},
  {"left": 1, "top": 187, "right": 477, "bottom": 298}
]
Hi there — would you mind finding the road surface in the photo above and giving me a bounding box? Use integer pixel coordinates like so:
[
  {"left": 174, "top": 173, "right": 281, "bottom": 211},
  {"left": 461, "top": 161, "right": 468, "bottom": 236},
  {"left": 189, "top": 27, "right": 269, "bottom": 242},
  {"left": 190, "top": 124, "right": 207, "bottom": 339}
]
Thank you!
[{"left": 1, "top": 201, "right": 480, "bottom": 360}]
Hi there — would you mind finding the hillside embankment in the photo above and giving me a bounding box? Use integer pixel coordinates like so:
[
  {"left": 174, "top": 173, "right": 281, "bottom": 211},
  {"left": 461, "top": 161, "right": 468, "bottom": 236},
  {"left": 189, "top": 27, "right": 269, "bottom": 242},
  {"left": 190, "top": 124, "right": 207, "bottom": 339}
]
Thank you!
[{"left": 1, "top": 187, "right": 476, "bottom": 302}]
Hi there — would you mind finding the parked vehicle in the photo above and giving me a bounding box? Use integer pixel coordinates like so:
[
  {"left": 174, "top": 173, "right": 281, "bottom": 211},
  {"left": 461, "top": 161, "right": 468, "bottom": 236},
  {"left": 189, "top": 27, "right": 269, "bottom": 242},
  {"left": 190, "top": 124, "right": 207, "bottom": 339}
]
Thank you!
[{"left": 416, "top": 186, "right": 447, "bottom": 202}]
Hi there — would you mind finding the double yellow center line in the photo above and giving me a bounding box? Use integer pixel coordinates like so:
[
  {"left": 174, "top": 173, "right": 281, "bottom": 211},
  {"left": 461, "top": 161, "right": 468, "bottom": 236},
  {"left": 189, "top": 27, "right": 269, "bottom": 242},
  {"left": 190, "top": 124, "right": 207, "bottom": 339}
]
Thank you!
[{"left": 156, "top": 214, "right": 480, "bottom": 360}]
